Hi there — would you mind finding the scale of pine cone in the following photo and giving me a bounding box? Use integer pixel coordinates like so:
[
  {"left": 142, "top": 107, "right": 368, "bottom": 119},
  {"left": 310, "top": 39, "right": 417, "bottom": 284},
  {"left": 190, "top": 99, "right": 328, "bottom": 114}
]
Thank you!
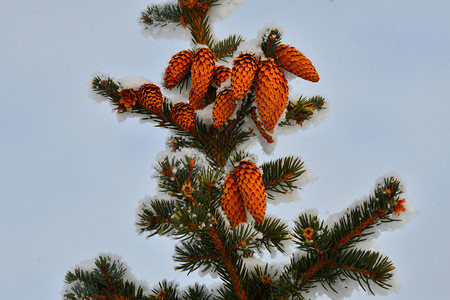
[
  {"left": 164, "top": 50, "right": 194, "bottom": 89},
  {"left": 212, "top": 65, "right": 231, "bottom": 87},
  {"left": 221, "top": 171, "right": 247, "bottom": 227},
  {"left": 236, "top": 160, "right": 266, "bottom": 223},
  {"left": 230, "top": 53, "right": 258, "bottom": 100},
  {"left": 138, "top": 83, "right": 163, "bottom": 113},
  {"left": 189, "top": 47, "right": 216, "bottom": 110},
  {"left": 212, "top": 88, "right": 236, "bottom": 128},
  {"left": 171, "top": 102, "right": 196, "bottom": 131},
  {"left": 275, "top": 44, "right": 320, "bottom": 82},
  {"left": 254, "top": 59, "right": 289, "bottom": 131}
]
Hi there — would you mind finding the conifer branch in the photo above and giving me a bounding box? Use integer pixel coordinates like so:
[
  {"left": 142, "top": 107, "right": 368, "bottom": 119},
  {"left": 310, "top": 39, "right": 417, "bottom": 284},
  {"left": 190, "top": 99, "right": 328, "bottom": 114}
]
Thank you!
[
  {"left": 212, "top": 35, "right": 244, "bottom": 60},
  {"left": 246, "top": 265, "right": 279, "bottom": 300},
  {"left": 171, "top": 203, "right": 214, "bottom": 237},
  {"left": 150, "top": 280, "right": 180, "bottom": 300},
  {"left": 329, "top": 249, "right": 395, "bottom": 292},
  {"left": 208, "top": 226, "right": 248, "bottom": 300},
  {"left": 155, "top": 156, "right": 201, "bottom": 203},
  {"left": 140, "top": 3, "right": 184, "bottom": 29},
  {"left": 174, "top": 239, "right": 218, "bottom": 274},
  {"left": 228, "top": 224, "right": 259, "bottom": 258},
  {"left": 293, "top": 213, "right": 329, "bottom": 255},
  {"left": 252, "top": 217, "right": 291, "bottom": 253},
  {"left": 261, "top": 156, "right": 306, "bottom": 200},
  {"left": 189, "top": 16, "right": 214, "bottom": 46},
  {"left": 278, "top": 177, "right": 406, "bottom": 298},
  {"left": 330, "top": 177, "right": 405, "bottom": 252},
  {"left": 276, "top": 253, "right": 326, "bottom": 298},
  {"left": 63, "top": 256, "right": 151, "bottom": 300},
  {"left": 261, "top": 28, "right": 283, "bottom": 59},
  {"left": 136, "top": 199, "right": 177, "bottom": 237},
  {"left": 92, "top": 75, "right": 121, "bottom": 103},
  {"left": 280, "top": 95, "right": 326, "bottom": 127},
  {"left": 178, "top": 0, "right": 216, "bottom": 46},
  {"left": 182, "top": 283, "right": 213, "bottom": 299}
]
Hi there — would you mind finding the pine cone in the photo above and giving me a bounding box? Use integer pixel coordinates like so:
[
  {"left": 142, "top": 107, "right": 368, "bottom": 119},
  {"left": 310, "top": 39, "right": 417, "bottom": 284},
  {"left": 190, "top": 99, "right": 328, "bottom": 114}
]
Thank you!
[
  {"left": 119, "top": 88, "right": 137, "bottom": 108},
  {"left": 212, "top": 65, "right": 231, "bottom": 87},
  {"left": 236, "top": 160, "right": 266, "bottom": 223},
  {"left": 164, "top": 50, "right": 194, "bottom": 89},
  {"left": 254, "top": 59, "right": 289, "bottom": 131},
  {"left": 212, "top": 88, "right": 236, "bottom": 128},
  {"left": 138, "top": 83, "right": 163, "bottom": 113},
  {"left": 171, "top": 102, "right": 196, "bottom": 131},
  {"left": 189, "top": 47, "right": 216, "bottom": 109},
  {"left": 230, "top": 53, "right": 258, "bottom": 100},
  {"left": 275, "top": 44, "right": 319, "bottom": 82},
  {"left": 222, "top": 171, "right": 247, "bottom": 227}
]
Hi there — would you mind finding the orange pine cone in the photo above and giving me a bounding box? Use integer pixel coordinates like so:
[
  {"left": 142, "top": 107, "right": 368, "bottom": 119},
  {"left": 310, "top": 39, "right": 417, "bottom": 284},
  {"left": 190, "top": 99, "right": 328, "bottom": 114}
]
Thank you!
[
  {"left": 164, "top": 50, "right": 194, "bottom": 89},
  {"left": 254, "top": 59, "right": 289, "bottom": 131},
  {"left": 171, "top": 102, "right": 196, "bottom": 131},
  {"left": 188, "top": 88, "right": 206, "bottom": 110},
  {"left": 119, "top": 88, "right": 137, "bottom": 108},
  {"left": 235, "top": 160, "right": 266, "bottom": 223},
  {"left": 212, "top": 65, "right": 231, "bottom": 87},
  {"left": 137, "top": 83, "right": 163, "bottom": 113},
  {"left": 221, "top": 171, "right": 247, "bottom": 227},
  {"left": 230, "top": 53, "right": 258, "bottom": 100},
  {"left": 189, "top": 47, "right": 216, "bottom": 109},
  {"left": 212, "top": 88, "right": 236, "bottom": 128},
  {"left": 275, "top": 44, "right": 319, "bottom": 82}
]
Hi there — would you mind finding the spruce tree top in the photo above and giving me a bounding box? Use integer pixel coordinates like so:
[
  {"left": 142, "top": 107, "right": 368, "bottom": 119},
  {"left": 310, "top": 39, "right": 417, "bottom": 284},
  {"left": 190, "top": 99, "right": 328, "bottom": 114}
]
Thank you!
[{"left": 62, "top": 1, "right": 413, "bottom": 299}]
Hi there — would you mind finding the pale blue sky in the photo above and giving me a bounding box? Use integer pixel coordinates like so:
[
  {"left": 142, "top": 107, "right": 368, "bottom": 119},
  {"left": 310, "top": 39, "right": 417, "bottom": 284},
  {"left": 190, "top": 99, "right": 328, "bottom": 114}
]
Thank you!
[{"left": 1, "top": 0, "right": 449, "bottom": 299}]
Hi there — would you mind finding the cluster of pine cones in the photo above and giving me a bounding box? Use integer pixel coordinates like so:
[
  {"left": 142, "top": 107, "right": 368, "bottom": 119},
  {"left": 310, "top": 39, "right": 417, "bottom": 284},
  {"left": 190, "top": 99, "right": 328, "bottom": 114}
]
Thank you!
[
  {"left": 162, "top": 44, "right": 319, "bottom": 133},
  {"left": 119, "top": 44, "right": 318, "bottom": 135},
  {"left": 221, "top": 160, "right": 266, "bottom": 226}
]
